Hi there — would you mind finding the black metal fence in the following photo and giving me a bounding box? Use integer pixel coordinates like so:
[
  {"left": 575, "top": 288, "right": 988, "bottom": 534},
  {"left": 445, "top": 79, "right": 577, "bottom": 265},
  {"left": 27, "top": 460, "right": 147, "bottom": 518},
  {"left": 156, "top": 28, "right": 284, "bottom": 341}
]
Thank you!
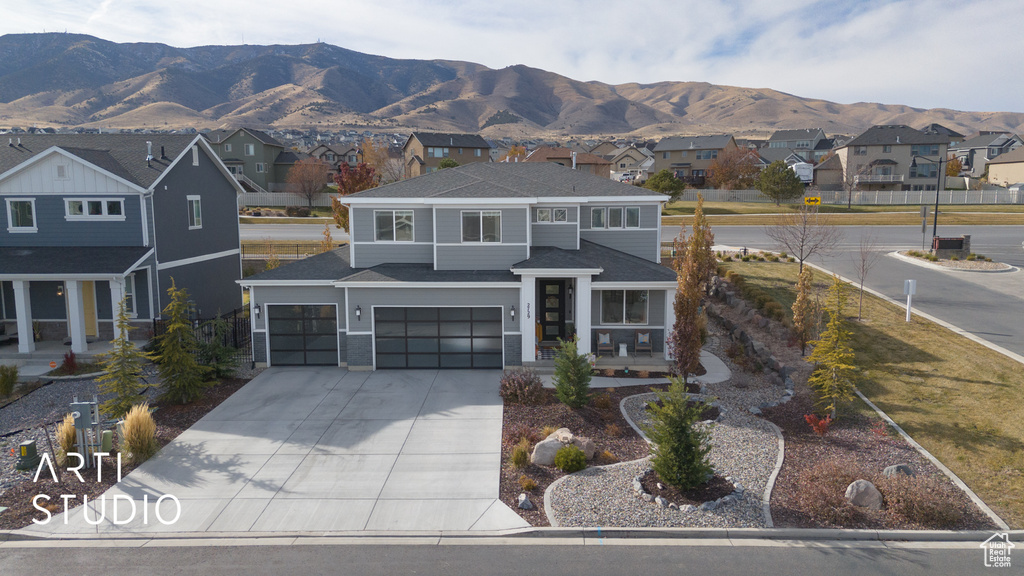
[{"left": 152, "top": 307, "right": 252, "bottom": 365}]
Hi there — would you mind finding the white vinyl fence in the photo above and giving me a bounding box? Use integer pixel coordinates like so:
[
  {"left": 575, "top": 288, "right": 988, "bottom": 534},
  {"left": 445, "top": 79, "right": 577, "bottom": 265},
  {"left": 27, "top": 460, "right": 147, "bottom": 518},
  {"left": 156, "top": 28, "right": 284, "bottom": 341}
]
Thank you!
[
  {"left": 679, "top": 189, "right": 1024, "bottom": 205},
  {"left": 239, "top": 191, "right": 335, "bottom": 208}
]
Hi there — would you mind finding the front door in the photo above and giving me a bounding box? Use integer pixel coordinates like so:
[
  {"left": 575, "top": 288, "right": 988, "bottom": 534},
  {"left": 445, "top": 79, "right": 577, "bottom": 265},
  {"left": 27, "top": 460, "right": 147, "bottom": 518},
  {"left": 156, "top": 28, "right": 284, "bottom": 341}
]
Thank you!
[
  {"left": 82, "top": 281, "right": 97, "bottom": 337},
  {"left": 538, "top": 280, "right": 565, "bottom": 344}
]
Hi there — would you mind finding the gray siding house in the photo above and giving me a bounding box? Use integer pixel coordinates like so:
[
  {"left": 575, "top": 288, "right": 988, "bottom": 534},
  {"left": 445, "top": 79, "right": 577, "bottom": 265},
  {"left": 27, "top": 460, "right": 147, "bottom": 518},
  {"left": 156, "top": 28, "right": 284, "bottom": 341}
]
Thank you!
[
  {"left": 242, "top": 163, "right": 677, "bottom": 370},
  {"left": 0, "top": 134, "right": 244, "bottom": 355}
]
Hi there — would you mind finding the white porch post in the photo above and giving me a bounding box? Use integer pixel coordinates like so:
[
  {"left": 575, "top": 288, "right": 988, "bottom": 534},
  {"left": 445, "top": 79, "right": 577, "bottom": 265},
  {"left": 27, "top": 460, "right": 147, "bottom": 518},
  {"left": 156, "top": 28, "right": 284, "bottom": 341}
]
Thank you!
[
  {"left": 109, "top": 278, "right": 126, "bottom": 340},
  {"left": 66, "top": 281, "right": 88, "bottom": 354},
  {"left": 12, "top": 281, "right": 34, "bottom": 354},
  {"left": 664, "top": 287, "right": 676, "bottom": 361},
  {"left": 575, "top": 276, "right": 592, "bottom": 356},
  {"left": 520, "top": 274, "right": 537, "bottom": 363}
]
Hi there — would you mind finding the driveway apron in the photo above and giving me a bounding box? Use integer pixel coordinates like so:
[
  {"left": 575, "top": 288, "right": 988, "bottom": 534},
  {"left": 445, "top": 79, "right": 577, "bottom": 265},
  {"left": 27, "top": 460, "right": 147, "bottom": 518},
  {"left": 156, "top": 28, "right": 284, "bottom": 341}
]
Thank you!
[{"left": 26, "top": 367, "right": 527, "bottom": 534}]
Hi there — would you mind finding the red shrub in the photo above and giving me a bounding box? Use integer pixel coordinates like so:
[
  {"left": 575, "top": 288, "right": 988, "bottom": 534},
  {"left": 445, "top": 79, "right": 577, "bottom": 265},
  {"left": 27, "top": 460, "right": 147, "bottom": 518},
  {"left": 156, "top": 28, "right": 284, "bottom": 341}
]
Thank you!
[{"left": 804, "top": 413, "right": 833, "bottom": 436}]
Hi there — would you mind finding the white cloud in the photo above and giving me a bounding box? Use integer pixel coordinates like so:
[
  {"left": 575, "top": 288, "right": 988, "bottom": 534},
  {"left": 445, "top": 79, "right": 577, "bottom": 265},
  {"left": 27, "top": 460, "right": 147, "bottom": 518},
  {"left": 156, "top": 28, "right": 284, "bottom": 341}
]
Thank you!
[{"left": 0, "top": 0, "right": 1021, "bottom": 112}]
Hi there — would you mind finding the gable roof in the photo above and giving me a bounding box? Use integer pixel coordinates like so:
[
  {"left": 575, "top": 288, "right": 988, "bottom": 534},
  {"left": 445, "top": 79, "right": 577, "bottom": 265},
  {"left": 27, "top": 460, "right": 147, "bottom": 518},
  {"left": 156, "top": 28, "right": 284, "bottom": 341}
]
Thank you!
[
  {"left": 512, "top": 240, "right": 676, "bottom": 283},
  {"left": 985, "top": 145, "right": 1024, "bottom": 165},
  {"left": 920, "top": 123, "right": 965, "bottom": 139},
  {"left": 844, "top": 125, "right": 950, "bottom": 147},
  {"left": 409, "top": 132, "right": 491, "bottom": 149},
  {"left": 344, "top": 162, "right": 666, "bottom": 201},
  {"left": 0, "top": 134, "right": 200, "bottom": 189},
  {"left": 202, "top": 128, "right": 284, "bottom": 147},
  {"left": 949, "top": 133, "right": 1021, "bottom": 151},
  {"left": 768, "top": 128, "right": 823, "bottom": 142},
  {"left": 654, "top": 134, "right": 734, "bottom": 152},
  {"left": 524, "top": 146, "right": 611, "bottom": 166}
]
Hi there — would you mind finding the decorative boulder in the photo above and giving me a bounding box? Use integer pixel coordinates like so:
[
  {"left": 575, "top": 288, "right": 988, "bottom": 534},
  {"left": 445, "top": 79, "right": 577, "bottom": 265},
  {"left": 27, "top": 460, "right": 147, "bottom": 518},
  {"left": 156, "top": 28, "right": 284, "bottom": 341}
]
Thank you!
[
  {"left": 517, "top": 493, "right": 533, "bottom": 510},
  {"left": 530, "top": 437, "right": 563, "bottom": 466},
  {"left": 883, "top": 464, "right": 915, "bottom": 478},
  {"left": 845, "top": 479, "right": 883, "bottom": 510},
  {"left": 571, "top": 436, "right": 597, "bottom": 460},
  {"left": 553, "top": 428, "right": 574, "bottom": 443}
]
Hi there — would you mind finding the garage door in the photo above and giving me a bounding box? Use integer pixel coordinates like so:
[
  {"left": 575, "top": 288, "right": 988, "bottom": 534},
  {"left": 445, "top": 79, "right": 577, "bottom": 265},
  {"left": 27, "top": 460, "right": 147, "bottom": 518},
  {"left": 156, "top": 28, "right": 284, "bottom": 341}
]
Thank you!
[
  {"left": 374, "top": 307, "right": 503, "bottom": 369},
  {"left": 268, "top": 305, "right": 338, "bottom": 366}
]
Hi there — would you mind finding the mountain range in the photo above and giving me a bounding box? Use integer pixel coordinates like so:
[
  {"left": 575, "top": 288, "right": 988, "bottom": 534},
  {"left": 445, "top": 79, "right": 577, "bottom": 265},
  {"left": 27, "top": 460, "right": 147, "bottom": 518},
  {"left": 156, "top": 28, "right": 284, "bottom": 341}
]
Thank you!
[{"left": 2, "top": 33, "right": 1022, "bottom": 138}]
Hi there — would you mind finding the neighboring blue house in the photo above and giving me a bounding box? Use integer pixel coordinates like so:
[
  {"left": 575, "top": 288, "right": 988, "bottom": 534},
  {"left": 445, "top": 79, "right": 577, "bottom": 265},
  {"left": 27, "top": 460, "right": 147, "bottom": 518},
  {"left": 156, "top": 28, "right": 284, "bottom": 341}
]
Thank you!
[
  {"left": 241, "top": 162, "right": 677, "bottom": 369},
  {"left": 0, "top": 134, "right": 244, "bottom": 355}
]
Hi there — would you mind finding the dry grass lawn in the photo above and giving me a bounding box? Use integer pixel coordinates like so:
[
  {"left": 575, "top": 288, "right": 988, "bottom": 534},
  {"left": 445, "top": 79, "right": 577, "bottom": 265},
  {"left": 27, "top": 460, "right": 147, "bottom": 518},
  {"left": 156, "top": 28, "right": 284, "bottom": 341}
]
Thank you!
[
  {"left": 719, "top": 260, "right": 1024, "bottom": 528},
  {"left": 663, "top": 202, "right": 1024, "bottom": 226}
]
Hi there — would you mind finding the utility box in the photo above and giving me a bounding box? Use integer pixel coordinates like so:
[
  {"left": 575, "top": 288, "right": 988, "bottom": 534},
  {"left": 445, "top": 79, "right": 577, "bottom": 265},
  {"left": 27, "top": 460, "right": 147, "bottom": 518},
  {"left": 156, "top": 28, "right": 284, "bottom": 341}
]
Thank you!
[{"left": 16, "top": 440, "right": 40, "bottom": 470}]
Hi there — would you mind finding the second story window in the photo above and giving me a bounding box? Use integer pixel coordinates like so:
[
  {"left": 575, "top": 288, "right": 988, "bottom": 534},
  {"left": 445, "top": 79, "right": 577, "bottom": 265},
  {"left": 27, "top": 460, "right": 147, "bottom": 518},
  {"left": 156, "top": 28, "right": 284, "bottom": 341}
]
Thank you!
[
  {"left": 224, "top": 143, "right": 233, "bottom": 152},
  {"left": 537, "top": 208, "right": 551, "bottom": 222},
  {"left": 462, "top": 210, "right": 501, "bottom": 243},
  {"left": 187, "top": 195, "right": 202, "bottom": 229},
  {"left": 475, "top": 149, "right": 482, "bottom": 157},
  {"left": 256, "top": 163, "right": 266, "bottom": 173},
  {"left": 591, "top": 208, "right": 606, "bottom": 228},
  {"left": 553, "top": 208, "right": 567, "bottom": 222},
  {"left": 608, "top": 207, "right": 623, "bottom": 228},
  {"left": 5, "top": 198, "right": 36, "bottom": 233},
  {"left": 65, "top": 198, "right": 125, "bottom": 220},
  {"left": 662, "top": 151, "right": 669, "bottom": 160},
  {"left": 696, "top": 150, "right": 717, "bottom": 160},
  {"left": 854, "top": 146, "right": 868, "bottom": 156},
  {"left": 375, "top": 210, "right": 414, "bottom": 242},
  {"left": 244, "top": 143, "right": 255, "bottom": 156},
  {"left": 625, "top": 207, "right": 640, "bottom": 228},
  {"left": 427, "top": 147, "right": 450, "bottom": 158},
  {"left": 911, "top": 144, "right": 939, "bottom": 157},
  {"left": 882, "top": 145, "right": 892, "bottom": 153}
]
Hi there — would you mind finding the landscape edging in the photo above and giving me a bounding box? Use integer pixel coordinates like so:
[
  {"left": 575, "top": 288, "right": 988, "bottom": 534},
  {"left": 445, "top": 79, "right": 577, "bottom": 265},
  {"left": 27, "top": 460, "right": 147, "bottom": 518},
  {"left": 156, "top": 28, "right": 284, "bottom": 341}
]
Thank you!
[{"left": 889, "top": 250, "right": 1018, "bottom": 274}]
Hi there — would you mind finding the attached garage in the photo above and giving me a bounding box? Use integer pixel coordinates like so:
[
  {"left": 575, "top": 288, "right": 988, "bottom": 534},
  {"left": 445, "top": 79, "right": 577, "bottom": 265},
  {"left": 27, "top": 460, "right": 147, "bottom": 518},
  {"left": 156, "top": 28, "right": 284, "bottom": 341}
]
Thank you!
[
  {"left": 374, "top": 307, "right": 503, "bottom": 369},
  {"left": 268, "top": 305, "right": 338, "bottom": 366}
]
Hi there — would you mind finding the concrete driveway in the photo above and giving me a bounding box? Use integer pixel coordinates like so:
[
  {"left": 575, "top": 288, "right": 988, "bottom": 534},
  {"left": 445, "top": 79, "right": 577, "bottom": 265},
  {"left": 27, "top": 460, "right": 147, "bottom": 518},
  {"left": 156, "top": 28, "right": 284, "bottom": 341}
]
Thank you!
[{"left": 29, "top": 368, "right": 527, "bottom": 534}]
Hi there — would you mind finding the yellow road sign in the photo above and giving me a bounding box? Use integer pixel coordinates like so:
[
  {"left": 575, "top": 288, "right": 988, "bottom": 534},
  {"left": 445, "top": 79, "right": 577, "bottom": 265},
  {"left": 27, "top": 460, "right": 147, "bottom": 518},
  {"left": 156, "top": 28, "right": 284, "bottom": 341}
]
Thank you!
[{"left": 804, "top": 196, "right": 821, "bottom": 205}]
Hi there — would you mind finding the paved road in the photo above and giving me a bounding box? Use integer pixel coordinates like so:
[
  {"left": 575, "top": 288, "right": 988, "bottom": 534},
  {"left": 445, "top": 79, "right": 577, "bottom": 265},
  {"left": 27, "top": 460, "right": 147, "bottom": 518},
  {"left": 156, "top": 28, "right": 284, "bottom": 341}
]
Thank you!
[
  {"left": 694, "top": 225, "right": 1024, "bottom": 357},
  {"left": 0, "top": 540, "right": 993, "bottom": 575}
]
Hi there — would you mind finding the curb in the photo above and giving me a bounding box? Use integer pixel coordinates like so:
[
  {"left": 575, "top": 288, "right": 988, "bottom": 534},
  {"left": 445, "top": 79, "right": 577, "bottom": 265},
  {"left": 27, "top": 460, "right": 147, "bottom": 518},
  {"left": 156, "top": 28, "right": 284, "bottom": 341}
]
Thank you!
[
  {"left": 761, "top": 421, "right": 784, "bottom": 529},
  {"left": 889, "top": 250, "right": 1018, "bottom": 274},
  {"left": 4, "top": 527, "right": 1021, "bottom": 545},
  {"left": 854, "top": 389, "right": 1010, "bottom": 531}
]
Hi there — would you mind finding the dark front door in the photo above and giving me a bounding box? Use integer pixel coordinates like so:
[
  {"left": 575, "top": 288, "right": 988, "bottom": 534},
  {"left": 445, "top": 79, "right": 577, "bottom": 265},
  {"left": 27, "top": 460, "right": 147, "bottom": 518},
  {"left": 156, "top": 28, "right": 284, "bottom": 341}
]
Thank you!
[{"left": 538, "top": 280, "right": 565, "bottom": 343}]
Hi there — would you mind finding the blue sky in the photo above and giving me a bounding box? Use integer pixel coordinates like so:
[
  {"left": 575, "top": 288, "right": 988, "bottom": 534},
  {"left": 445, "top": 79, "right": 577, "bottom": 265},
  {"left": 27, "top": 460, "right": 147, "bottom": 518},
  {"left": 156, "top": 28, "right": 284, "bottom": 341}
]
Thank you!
[{"left": 4, "top": 0, "right": 1021, "bottom": 112}]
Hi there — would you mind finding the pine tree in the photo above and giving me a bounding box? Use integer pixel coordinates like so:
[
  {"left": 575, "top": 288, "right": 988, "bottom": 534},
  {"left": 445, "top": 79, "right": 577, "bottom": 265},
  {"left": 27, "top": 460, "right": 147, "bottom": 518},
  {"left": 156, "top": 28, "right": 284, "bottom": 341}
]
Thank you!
[
  {"left": 806, "top": 275, "right": 856, "bottom": 418},
  {"left": 552, "top": 335, "right": 592, "bottom": 409},
  {"left": 792, "top": 266, "right": 814, "bottom": 356},
  {"left": 195, "top": 315, "right": 239, "bottom": 378},
  {"left": 97, "top": 297, "right": 154, "bottom": 418},
  {"left": 642, "top": 376, "right": 714, "bottom": 490},
  {"left": 155, "top": 279, "right": 214, "bottom": 405}
]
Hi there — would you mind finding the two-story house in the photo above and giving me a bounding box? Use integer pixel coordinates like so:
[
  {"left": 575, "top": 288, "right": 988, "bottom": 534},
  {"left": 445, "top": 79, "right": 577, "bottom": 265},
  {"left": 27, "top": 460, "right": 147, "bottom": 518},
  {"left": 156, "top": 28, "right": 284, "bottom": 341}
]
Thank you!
[
  {"left": 947, "top": 132, "right": 1023, "bottom": 178},
  {"left": 652, "top": 135, "right": 737, "bottom": 186},
  {"left": 835, "top": 125, "right": 950, "bottom": 191},
  {"left": 403, "top": 132, "right": 492, "bottom": 178},
  {"left": 204, "top": 128, "right": 288, "bottom": 193},
  {"left": 523, "top": 146, "right": 612, "bottom": 178},
  {"left": 241, "top": 163, "right": 676, "bottom": 370},
  {"left": 0, "top": 134, "right": 244, "bottom": 355},
  {"left": 607, "top": 145, "right": 655, "bottom": 179},
  {"left": 765, "top": 128, "right": 827, "bottom": 162},
  {"left": 308, "top": 144, "right": 361, "bottom": 183}
]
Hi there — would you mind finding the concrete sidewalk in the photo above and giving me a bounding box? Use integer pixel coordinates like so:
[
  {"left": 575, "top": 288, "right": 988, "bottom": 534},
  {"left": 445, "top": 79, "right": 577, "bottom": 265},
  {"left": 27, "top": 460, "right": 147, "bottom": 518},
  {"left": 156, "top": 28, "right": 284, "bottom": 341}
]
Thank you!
[{"left": 21, "top": 367, "right": 527, "bottom": 535}]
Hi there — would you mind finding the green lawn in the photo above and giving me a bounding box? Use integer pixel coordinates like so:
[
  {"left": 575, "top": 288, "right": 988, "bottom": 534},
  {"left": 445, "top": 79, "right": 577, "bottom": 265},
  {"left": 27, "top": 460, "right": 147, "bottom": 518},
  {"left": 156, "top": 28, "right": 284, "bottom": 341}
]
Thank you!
[{"left": 719, "top": 260, "right": 1024, "bottom": 528}]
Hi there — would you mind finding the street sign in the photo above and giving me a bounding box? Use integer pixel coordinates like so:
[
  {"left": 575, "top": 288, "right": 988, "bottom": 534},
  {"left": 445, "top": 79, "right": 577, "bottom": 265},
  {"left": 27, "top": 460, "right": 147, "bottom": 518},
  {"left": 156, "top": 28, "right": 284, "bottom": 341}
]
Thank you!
[{"left": 804, "top": 196, "right": 821, "bottom": 206}]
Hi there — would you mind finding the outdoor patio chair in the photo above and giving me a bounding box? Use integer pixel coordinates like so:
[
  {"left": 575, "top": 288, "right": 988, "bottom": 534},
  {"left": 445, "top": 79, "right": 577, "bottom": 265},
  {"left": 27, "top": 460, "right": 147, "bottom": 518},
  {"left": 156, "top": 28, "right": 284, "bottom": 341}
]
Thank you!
[
  {"left": 596, "top": 330, "right": 614, "bottom": 356},
  {"left": 635, "top": 330, "right": 653, "bottom": 357}
]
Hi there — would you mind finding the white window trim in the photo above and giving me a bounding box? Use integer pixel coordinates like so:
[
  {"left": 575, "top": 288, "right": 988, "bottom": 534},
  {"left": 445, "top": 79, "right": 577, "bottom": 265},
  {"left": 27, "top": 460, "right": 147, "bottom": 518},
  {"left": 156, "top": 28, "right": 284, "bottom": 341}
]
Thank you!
[
  {"left": 5, "top": 197, "right": 37, "bottom": 233},
  {"left": 223, "top": 143, "right": 233, "bottom": 152},
  {"left": 373, "top": 209, "right": 415, "bottom": 242},
  {"left": 54, "top": 163, "right": 70, "bottom": 180},
  {"left": 124, "top": 273, "right": 137, "bottom": 318},
  {"left": 536, "top": 208, "right": 551, "bottom": 222},
  {"left": 553, "top": 208, "right": 568, "bottom": 222},
  {"left": 187, "top": 195, "right": 202, "bottom": 230},
  {"left": 192, "top": 145, "right": 200, "bottom": 166},
  {"left": 64, "top": 198, "right": 127, "bottom": 221},
  {"left": 460, "top": 209, "right": 502, "bottom": 243},
  {"left": 608, "top": 207, "right": 624, "bottom": 228},
  {"left": 625, "top": 206, "right": 641, "bottom": 228},
  {"left": 244, "top": 143, "right": 255, "bottom": 156},
  {"left": 591, "top": 207, "right": 606, "bottom": 229},
  {"left": 255, "top": 163, "right": 266, "bottom": 173},
  {"left": 599, "top": 289, "right": 650, "bottom": 325}
]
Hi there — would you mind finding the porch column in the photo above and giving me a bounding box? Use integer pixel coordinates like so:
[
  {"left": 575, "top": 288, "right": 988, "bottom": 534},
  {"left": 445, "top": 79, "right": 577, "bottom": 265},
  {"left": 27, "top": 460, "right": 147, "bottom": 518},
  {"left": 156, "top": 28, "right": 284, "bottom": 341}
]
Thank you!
[
  {"left": 664, "top": 287, "right": 676, "bottom": 361},
  {"left": 575, "top": 276, "right": 592, "bottom": 356},
  {"left": 520, "top": 274, "right": 537, "bottom": 363},
  {"left": 109, "top": 278, "right": 126, "bottom": 340},
  {"left": 12, "top": 281, "right": 34, "bottom": 354},
  {"left": 66, "top": 281, "right": 88, "bottom": 354}
]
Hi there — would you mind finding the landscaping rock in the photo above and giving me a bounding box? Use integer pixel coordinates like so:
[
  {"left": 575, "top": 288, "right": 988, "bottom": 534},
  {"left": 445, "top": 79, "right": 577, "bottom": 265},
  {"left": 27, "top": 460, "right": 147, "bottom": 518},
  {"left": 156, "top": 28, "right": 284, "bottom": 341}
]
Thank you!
[
  {"left": 681, "top": 504, "right": 696, "bottom": 513},
  {"left": 571, "top": 436, "right": 597, "bottom": 460},
  {"left": 530, "top": 437, "right": 563, "bottom": 466},
  {"left": 518, "top": 493, "right": 534, "bottom": 510},
  {"left": 883, "top": 464, "right": 915, "bottom": 478},
  {"left": 749, "top": 406, "right": 762, "bottom": 415},
  {"left": 757, "top": 316, "right": 769, "bottom": 328},
  {"left": 845, "top": 479, "right": 883, "bottom": 510},
  {"left": 553, "top": 428, "right": 574, "bottom": 443},
  {"left": 655, "top": 496, "right": 668, "bottom": 508},
  {"left": 699, "top": 500, "right": 719, "bottom": 511}
]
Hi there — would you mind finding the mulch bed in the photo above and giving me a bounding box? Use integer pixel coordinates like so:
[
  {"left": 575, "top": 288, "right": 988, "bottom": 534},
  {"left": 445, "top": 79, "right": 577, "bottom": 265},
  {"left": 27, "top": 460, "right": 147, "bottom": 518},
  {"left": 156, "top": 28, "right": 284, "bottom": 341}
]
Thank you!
[
  {"left": 639, "top": 470, "right": 734, "bottom": 507},
  {"left": 0, "top": 377, "right": 248, "bottom": 530},
  {"left": 500, "top": 385, "right": 666, "bottom": 526},
  {"left": 762, "top": 386, "right": 997, "bottom": 530},
  {"left": 591, "top": 364, "right": 706, "bottom": 379}
]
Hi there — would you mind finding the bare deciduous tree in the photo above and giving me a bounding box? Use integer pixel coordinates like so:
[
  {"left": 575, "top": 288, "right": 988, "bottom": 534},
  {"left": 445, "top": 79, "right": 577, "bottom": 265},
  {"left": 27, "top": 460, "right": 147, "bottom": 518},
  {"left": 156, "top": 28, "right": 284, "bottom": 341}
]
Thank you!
[
  {"left": 764, "top": 205, "right": 841, "bottom": 272},
  {"left": 361, "top": 138, "right": 403, "bottom": 184},
  {"left": 286, "top": 158, "right": 330, "bottom": 208},
  {"left": 852, "top": 232, "right": 883, "bottom": 321}
]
